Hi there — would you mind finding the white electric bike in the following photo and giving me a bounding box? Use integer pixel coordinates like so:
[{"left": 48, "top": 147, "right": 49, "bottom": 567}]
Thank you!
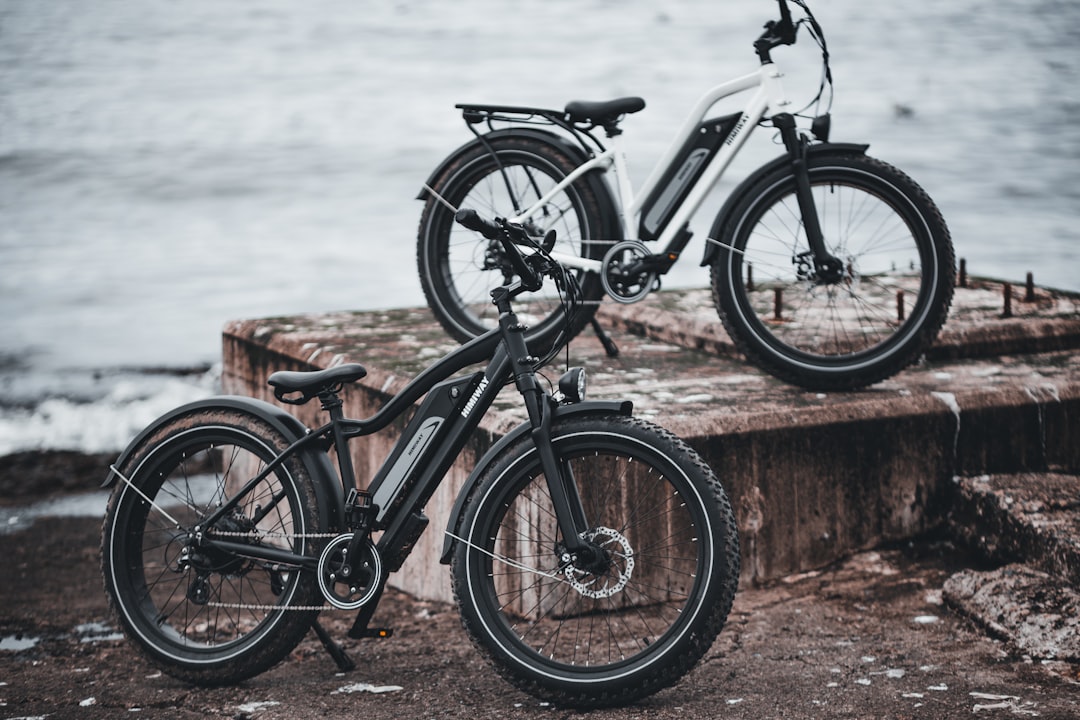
[{"left": 417, "top": 0, "right": 954, "bottom": 391}]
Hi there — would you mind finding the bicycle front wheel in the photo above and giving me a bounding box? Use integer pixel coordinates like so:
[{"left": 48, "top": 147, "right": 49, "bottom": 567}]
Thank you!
[
  {"left": 418, "top": 134, "right": 611, "bottom": 355},
  {"left": 710, "top": 152, "right": 955, "bottom": 390},
  {"left": 451, "top": 415, "right": 739, "bottom": 709},
  {"left": 101, "top": 408, "right": 324, "bottom": 686}
]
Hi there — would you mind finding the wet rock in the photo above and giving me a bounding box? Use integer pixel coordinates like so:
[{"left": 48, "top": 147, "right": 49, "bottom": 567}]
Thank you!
[{"left": 943, "top": 564, "right": 1080, "bottom": 661}]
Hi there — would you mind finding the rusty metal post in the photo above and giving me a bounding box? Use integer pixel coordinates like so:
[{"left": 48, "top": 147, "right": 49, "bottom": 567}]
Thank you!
[
  {"left": 1025, "top": 272, "right": 1035, "bottom": 302},
  {"left": 897, "top": 290, "right": 905, "bottom": 322},
  {"left": 1003, "top": 282, "right": 1013, "bottom": 318},
  {"left": 746, "top": 263, "right": 755, "bottom": 292},
  {"left": 774, "top": 288, "right": 783, "bottom": 321},
  {"left": 958, "top": 258, "right": 967, "bottom": 288}
]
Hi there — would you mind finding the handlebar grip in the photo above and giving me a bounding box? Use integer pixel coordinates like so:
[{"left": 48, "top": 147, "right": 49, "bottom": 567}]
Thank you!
[
  {"left": 454, "top": 209, "right": 502, "bottom": 240},
  {"left": 455, "top": 208, "right": 544, "bottom": 292}
]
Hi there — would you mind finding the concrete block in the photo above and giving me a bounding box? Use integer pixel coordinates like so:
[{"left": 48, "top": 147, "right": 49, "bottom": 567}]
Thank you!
[{"left": 221, "top": 283, "right": 1080, "bottom": 601}]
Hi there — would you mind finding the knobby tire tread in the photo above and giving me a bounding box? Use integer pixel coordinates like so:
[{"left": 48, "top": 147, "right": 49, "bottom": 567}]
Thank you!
[
  {"left": 710, "top": 153, "right": 955, "bottom": 391},
  {"left": 449, "top": 414, "right": 739, "bottom": 709},
  {"left": 417, "top": 135, "right": 609, "bottom": 355},
  {"left": 100, "top": 408, "right": 324, "bottom": 687}
]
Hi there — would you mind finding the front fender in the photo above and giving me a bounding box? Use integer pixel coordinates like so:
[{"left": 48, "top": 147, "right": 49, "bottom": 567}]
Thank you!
[
  {"left": 103, "top": 396, "right": 345, "bottom": 532},
  {"left": 700, "top": 142, "right": 870, "bottom": 266},
  {"left": 439, "top": 399, "right": 633, "bottom": 564}
]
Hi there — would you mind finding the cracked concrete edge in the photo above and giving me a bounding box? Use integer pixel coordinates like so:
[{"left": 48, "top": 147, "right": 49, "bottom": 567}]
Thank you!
[
  {"left": 949, "top": 473, "right": 1080, "bottom": 587},
  {"left": 944, "top": 563, "right": 1080, "bottom": 662}
]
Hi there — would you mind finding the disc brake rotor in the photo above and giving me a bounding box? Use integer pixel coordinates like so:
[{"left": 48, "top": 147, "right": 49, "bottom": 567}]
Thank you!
[{"left": 563, "top": 527, "right": 635, "bottom": 599}]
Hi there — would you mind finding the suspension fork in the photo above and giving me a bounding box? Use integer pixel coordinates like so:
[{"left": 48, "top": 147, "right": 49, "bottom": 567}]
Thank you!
[
  {"left": 774, "top": 113, "right": 843, "bottom": 280},
  {"left": 495, "top": 291, "right": 592, "bottom": 556}
]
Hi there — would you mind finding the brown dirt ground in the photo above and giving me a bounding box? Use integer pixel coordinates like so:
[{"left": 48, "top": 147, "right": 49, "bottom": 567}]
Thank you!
[{"left": 1, "top": 469, "right": 1079, "bottom": 720}]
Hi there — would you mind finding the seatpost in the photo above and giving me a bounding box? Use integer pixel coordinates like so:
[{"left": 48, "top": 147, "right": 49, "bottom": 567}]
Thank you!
[{"left": 319, "top": 389, "right": 360, "bottom": 492}]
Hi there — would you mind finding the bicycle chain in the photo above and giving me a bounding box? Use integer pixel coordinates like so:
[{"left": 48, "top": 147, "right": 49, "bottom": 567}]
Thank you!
[
  {"left": 204, "top": 529, "right": 339, "bottom": 540},
  {"left": 205, "top": 601, "right": 333, "bottom": 612}
]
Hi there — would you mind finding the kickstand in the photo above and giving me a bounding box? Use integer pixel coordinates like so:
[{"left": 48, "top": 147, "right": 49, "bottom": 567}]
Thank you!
[
  {"left": 311, "top": 619, "right": 356, "bottom": 673},
  {"left": 590, "top": 317, "right": 619, "bottom": 358}
]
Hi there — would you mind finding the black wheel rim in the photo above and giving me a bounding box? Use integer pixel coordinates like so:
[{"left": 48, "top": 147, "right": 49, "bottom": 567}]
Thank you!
[
  {"left": 462, "top": 432, "right": 718, "bottom": 680},
  {"left": 107, "top": 426, "right": 308, "bottom": 661},
  {"left": 726, "top": 166, "right": 940, "bottom": 369}
]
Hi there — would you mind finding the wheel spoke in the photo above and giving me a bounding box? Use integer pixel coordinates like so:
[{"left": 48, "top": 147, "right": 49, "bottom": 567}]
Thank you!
[
  {"left": 716, "top": 157, "right": 951, "bottom": 388},
  {"left": 102, "top": 410, "right": 321, "bottom": 683},
  {"left": 456, "top": 418, "right": 737, "bottom": 697},
  {"left": 418, "top": 137, "right": 607, "bottom": 353}
]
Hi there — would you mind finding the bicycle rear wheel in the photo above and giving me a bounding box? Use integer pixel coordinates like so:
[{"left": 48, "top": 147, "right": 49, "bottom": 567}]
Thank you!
[
  {"left": 710, "top": 152, "right": 954, "bottom": 390},
  {"left": 418, "top": 134, "right": 611, "bottom": 354},
  {"left": 451, "top": 415, "right": 739, "bottom": 708},
  {"left": 101, "top": 408, "right": 324, "bottom": 685}
]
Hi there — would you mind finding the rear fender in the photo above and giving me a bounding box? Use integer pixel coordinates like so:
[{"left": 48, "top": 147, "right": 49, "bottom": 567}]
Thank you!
[
  {"left": 439, "top": 399, "right": 633, "bottom": 564},
  {"left": 700, "top": 142, "right": 870, "bottom": 266},
  {"left": 103, "top": 396, "right": 345, "bottom": 532},
  {"left": 418, "top": 127, "right": 622, "bottom": 243}
]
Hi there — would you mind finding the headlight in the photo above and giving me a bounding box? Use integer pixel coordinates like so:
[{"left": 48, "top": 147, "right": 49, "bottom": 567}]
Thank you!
[{"left": 558, "top": 367, "right": 586, "bottom": 404}]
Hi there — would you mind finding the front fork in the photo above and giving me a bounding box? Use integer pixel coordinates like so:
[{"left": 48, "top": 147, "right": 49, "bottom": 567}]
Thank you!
[
  {"left": 498, "top": 303, "right": 594, "bottom": 560},
  {"left": 774, "top": 113, "right": 844, "bottom": 283}
]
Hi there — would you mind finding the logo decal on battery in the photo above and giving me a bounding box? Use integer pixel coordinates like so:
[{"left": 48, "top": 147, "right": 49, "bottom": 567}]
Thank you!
[{"left": 461, "top": 377, "right": 489, "bottom": 418}]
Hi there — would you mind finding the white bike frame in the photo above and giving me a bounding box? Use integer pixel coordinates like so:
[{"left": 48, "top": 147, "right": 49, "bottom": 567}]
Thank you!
[{"left": 507, "top": 62, "right": 795, "bottom": 274}]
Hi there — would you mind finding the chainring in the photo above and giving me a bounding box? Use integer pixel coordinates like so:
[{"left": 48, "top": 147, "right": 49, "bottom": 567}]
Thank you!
[{"left": 317, "top": 533, "right": 384, "bottom": 610}]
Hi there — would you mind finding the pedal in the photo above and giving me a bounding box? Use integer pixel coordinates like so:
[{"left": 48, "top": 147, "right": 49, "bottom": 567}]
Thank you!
[
  {"left": 353, "top": 627, "right": 394, "bottom": 640},
  {"left": 345, "top": 488, "right": 376, "bottom": 531}
]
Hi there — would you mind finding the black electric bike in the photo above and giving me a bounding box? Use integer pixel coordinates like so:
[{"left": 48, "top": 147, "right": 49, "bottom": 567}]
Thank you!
[
  {"left": 101, "top": 210, "right": 740, "bottom": 709},
  {"left": 417, "top": 0, "right": 955, "bottom": 391}
]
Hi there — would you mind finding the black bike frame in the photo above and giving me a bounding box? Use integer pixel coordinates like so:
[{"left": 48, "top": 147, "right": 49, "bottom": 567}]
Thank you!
[{"left": 195, "top": 283, "right": 594, "bottom": 576}]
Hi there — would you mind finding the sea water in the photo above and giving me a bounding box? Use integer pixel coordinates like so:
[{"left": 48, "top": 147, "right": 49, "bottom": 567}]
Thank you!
[{"left": 1, "top": 0, "right": 1078, "bottom": 454}]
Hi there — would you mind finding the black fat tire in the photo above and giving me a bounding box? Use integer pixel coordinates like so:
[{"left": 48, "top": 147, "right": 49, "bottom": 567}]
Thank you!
[
  {"left": 451, "top": 414, "right": 739, "bottom": 709},
  {"left": 101, "top": 408, "right": 324, "bottom": 686},
  {"left": 710, "top": 153, "right": 955, "bottom": 391},
  {"left": 418, "top": 135, "right": 610, "bottom": 355}
]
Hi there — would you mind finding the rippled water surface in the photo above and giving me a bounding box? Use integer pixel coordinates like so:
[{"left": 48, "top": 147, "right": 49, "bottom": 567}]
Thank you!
[{"left": 2, "top": 0, "right": 1078, "bottom": 451}]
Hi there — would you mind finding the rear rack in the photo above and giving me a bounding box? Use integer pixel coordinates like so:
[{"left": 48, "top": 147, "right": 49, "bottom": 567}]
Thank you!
[{"left": 455, "top": 103, "right": 608, "bottom": 153}]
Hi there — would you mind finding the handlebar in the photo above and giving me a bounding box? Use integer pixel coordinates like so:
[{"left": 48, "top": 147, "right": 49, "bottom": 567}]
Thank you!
[
  {"left": 755, "top": 0, "right": 800, "bottom": 62},
  {"left": 454, "top": 209, "right": 546, "bottom": 292}
]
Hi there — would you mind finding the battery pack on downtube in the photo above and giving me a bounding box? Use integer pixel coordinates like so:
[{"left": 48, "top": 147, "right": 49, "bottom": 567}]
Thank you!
[
  {"left": 638, "top": 112, "right": 744, "bottom": 242},
  {"left": 367, "top": 373, "right": 484, "bottom": 527},
  {"left": 368, "top": 352, "right": 512, "bottom": 571}
]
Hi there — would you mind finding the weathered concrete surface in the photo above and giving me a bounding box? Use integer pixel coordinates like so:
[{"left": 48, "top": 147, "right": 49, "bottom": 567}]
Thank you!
[
  {"left": 950, "top": 473, "right": 1080, "bottom": 587},
  {"left": 944, "top": 473, "right": 1080, "bottom": 662},
  {"left": 596, "top": 279, "right": 1080, "bottom": 362},
  {"left": 222, "top": 280, "right": 1080, "bottom": 604},
  {"left": 944, "top": 564, "right": 1080, "bottom": 661}
]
